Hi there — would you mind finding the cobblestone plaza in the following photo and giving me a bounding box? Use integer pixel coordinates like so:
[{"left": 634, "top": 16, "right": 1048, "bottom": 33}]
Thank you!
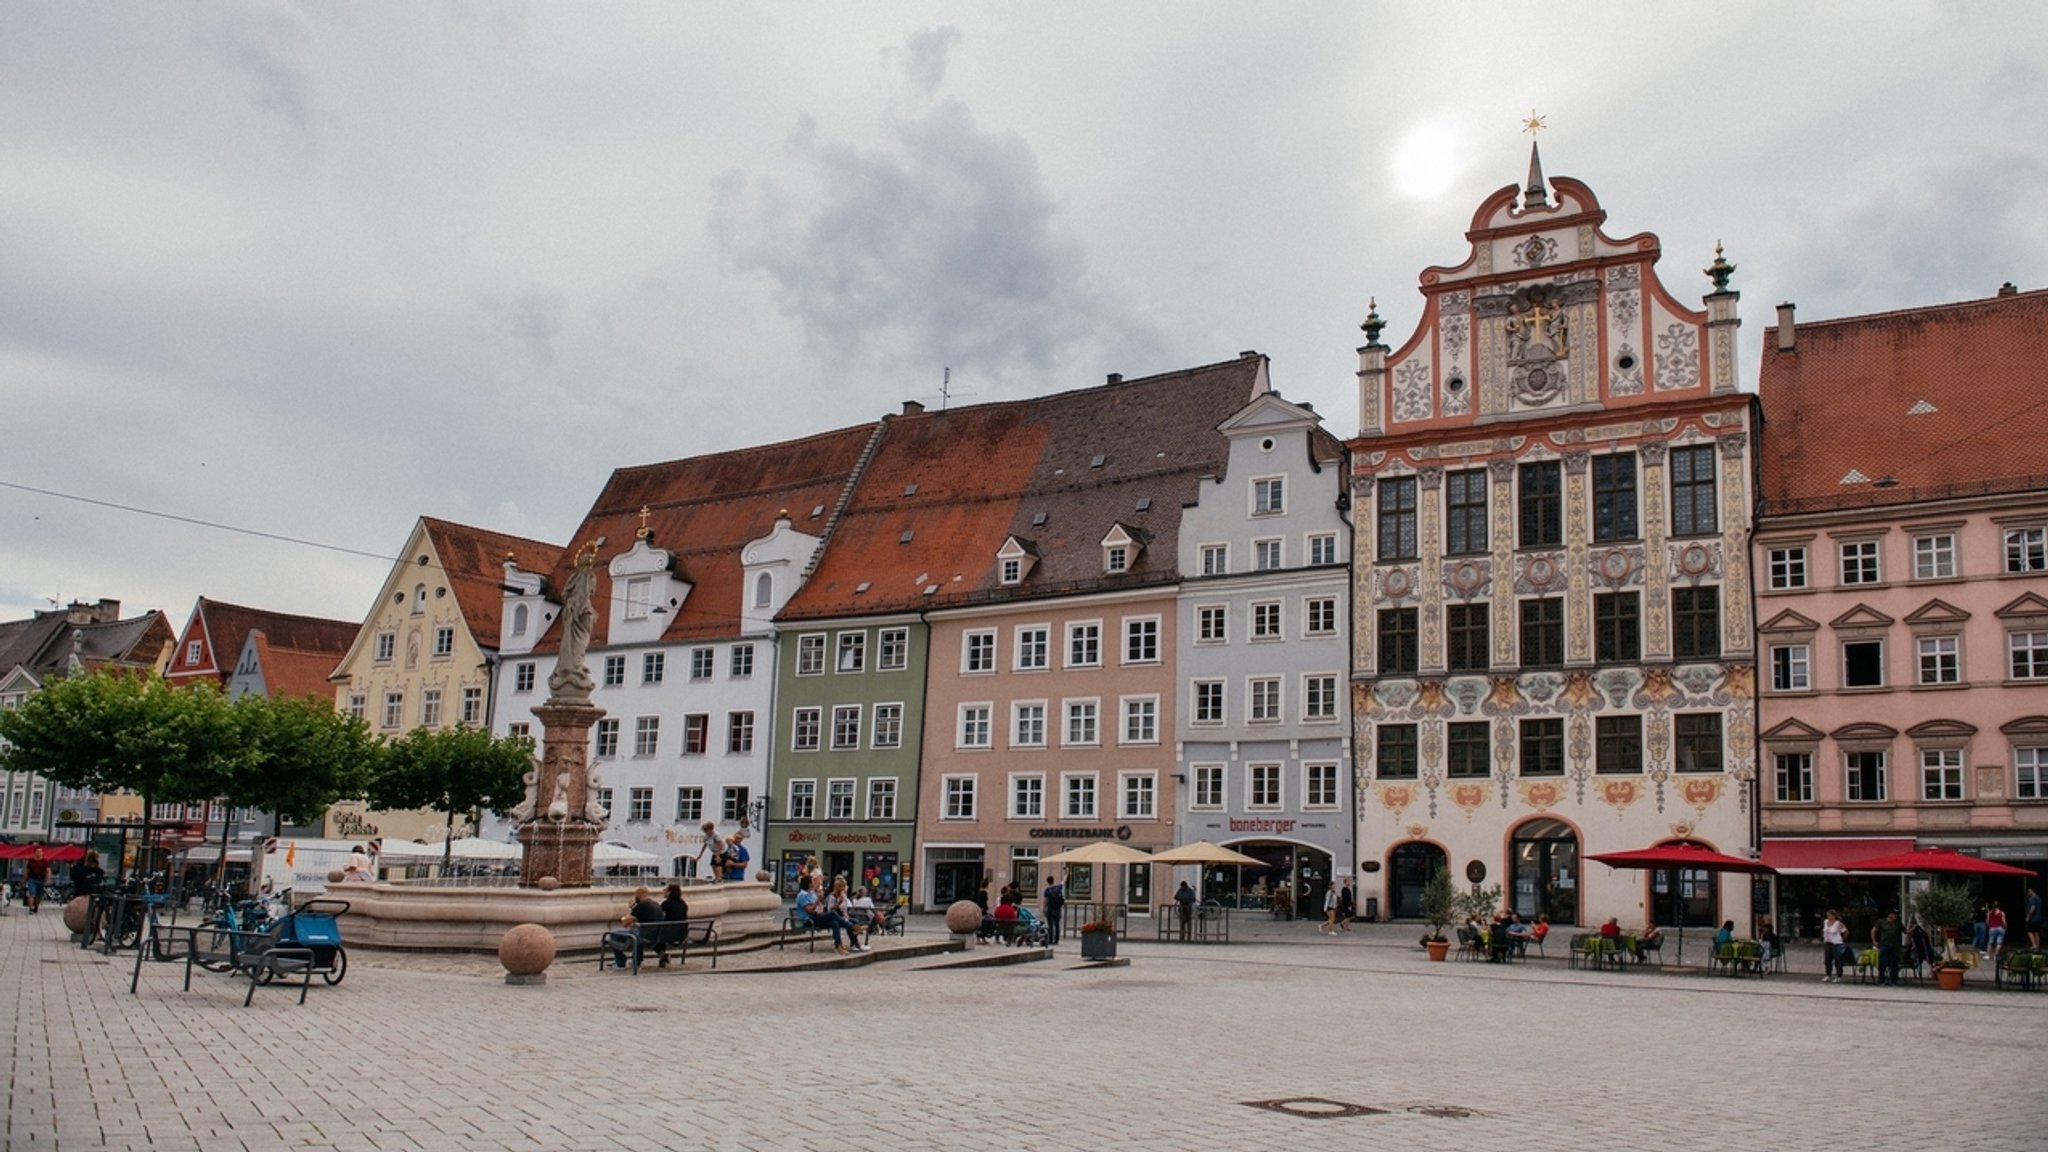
[{"left": 6, "top": 912, "right": 2043, "bottom": 1151}]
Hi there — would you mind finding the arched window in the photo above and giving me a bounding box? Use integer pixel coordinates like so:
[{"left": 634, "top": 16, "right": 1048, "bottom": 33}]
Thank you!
[
  {"left": 412, "top": 583, "right": 427, "bottom": 615},
  {"left": 754, "top": 572, "right": 773, "bottom": 609},
  {"left": 1510, "top": 818, "right": 1581, "bottom": 925},
  {"left": 512, "top": 603, "right": 529, "bottom": 637}
]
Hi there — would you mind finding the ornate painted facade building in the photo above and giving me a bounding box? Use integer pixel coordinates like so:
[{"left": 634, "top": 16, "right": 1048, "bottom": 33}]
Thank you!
[{"left": 1349, "top": 149, "right": 1759, "bottom": 929}]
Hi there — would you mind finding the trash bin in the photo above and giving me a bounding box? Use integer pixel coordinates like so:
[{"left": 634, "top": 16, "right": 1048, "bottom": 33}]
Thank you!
[{"left": 1363, "top": 897, "right": 1380, "bottom": 923}]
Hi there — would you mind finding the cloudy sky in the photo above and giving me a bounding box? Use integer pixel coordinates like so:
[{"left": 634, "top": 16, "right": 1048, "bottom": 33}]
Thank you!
[{"left": 4, "top": 2, "right": 2045, "bottom": 628}]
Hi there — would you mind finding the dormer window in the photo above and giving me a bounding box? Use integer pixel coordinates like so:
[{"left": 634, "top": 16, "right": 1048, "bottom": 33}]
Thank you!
[
  {"left": 622, "top": 576, "right": 653, "bottom": 620},
  {"left": 1106, "top": 546, "right": 1129, "bottom": 573},
  {"left": 1099, "top": 524, "right": 1143, "bottom": 576},
  {"left": 512, "top": 603, "right": 529, "bottom": 636},
  {"left": 754, "top": 572, "right": 773, "bottom": 609},
  {"left": 996, "top": 536, "right": 1039, "bottom": 586},
  {"left": 1001, "top": 557, "right": 1023, "bottom": 585}
]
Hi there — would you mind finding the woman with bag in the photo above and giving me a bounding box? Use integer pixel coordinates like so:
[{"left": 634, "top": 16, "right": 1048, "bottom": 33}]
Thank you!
[{"left": 1821, "top": 909, "right": 1849, "bottom": 983}]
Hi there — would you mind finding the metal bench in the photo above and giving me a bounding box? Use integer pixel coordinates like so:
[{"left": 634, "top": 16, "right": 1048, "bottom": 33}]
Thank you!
[
  {"left": 598, "top": 920, "right": 720, "bottom": 973},
  {"left": 131, "top": 923, "right": 315, "bottom": 1006}
]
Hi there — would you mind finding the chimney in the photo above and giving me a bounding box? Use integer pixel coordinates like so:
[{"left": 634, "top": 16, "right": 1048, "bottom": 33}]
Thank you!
[
  {"left": 1105, "top": 373, "right": 1123, "bottom": 385},
  {"left": 1775, "top": 303, "right": 1797, "bottom": 353},
  {"left": 901, "top": 400, "right": 925, "bottom": 415},
  {"left": 66, "top": 598, "right": 120, "bottom": 625},
  {"left": 1998, "top": 281, "right": 2019, "bottom": 297}
]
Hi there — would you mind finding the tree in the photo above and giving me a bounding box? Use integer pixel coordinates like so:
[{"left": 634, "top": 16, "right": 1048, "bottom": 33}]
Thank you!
[
  {"left": 367, "top": 725, "right": 533, "bottom": 865},
  {"left": 1420, "top": 866, "right": 1457, "bottom": 943},
  {"left": 229, "top": 692, "right": 383, "bottom": 829},
  {"left": 0, "top": 670, "right": 242, "bottom": 808}
]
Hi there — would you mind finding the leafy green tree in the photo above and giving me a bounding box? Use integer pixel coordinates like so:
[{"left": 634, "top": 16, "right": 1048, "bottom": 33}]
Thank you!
[
  {"left": 229, "top": 692, "right": 383, "bottom": 830},
  {"left": 367, "top": 725, "right": 533, "bottom": 863},
  {"left": 0, "top": 670, "right": 242, "bottom": 809}
]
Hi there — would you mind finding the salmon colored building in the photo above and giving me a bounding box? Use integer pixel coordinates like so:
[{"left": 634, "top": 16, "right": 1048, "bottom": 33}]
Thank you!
[{"left": 1755, "top": 286, "right": 2048, "bottom": 935}]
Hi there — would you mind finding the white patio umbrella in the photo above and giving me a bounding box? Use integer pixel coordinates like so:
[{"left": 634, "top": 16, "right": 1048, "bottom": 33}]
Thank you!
[
  {"left": 592, "top": 842, "right": 661, "bottom": 868},
  {"left": 1149, "top": 841, "right": 1266, "bottom": 866},
  {"left": 1037, "top": 841, "right": 1155, "bottom": 867},
  {"left": 442, "top": 836, "right": 521, "bottom": 861}
]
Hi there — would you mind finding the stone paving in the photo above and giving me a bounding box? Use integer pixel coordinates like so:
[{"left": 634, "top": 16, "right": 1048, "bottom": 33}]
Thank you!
[{"left": 5, "top": 906, "right": 2045, "bottom": 1152}]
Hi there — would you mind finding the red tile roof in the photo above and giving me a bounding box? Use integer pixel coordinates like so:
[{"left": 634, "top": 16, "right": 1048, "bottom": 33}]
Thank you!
[
  {"left": 783, "top": 355, "right": 1267, "bottom": 619},
  {"left": 531, "top": 425, "right": 878, "bottom": 648},
  {"left": 248, "top": 630, "right": 352, "bottom": 704},
  {"left": 171, "top": 598, "right": 357, "bottom": 686},
  {"left": 1761, "top": 288, "right": 2048, "bottom": 513},
  {"left": 421, "top": 518, "right": 566, "bottom": 652}
]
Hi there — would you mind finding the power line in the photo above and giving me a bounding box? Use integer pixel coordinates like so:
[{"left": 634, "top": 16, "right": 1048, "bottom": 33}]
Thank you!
[{"left": 0, "top": 479, "right": 393, "bottom": 562}]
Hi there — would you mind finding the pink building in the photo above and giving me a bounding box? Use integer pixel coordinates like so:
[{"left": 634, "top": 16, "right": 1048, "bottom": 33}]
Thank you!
[{"left": 1756, "top": 287, "right": 2048, "bottom": 937}]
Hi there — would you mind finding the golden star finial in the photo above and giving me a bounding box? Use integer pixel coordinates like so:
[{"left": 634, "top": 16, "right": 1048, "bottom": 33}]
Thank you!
[{"left": 1522, "top": 110, "right": 1546, "bottom": 136}]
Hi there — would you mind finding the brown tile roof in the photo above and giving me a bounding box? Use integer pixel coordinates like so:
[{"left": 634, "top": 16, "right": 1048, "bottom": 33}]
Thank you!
[
  {"left": 248, "top": 630, "right": 351, "bottom": 703},
  {"left": 0, "top": 611, "right": 175, "bottom": 680},
  {"left": 421, "top": 518, "right": 566, "bottom": 652},
  {"left": 783, "top": 355, "right": 1267, "bottom": 619},
  {"left": 531, "top": 425, "right": 878, "bottom": 648},
  {"left": 1761, "top": 288, "right": 2048, "bottom": 513},
  {"left": 172, "top": 598, "right": 357, "bottom": 686}
]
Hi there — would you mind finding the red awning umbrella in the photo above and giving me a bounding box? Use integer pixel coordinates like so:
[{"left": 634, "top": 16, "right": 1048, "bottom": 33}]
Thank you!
[
  {"left": 0, "top": 843, "right": 87, "bottom": 862},
  {"left": 1586, "top": 843, "right": 1775, "bottom": 965},
  {"left": 1832, "top": 846, "right": 2035, "bottom": 877}
]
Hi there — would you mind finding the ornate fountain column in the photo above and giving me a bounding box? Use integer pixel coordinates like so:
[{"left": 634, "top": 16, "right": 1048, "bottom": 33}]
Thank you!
[{"left": 516, "top": 543, "right": 608, "bottom": 887}]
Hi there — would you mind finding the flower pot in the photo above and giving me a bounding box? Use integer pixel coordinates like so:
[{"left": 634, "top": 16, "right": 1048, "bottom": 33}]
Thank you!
[
  {"left": 1081, "top": 932, "right": 1118, "bottom": 961},
  {"left": 1425, "top": 938, "right": 1450, "bottom": 962},
  {"left": 1936, "top": 967, "right": 1964, "bottom": 991}
]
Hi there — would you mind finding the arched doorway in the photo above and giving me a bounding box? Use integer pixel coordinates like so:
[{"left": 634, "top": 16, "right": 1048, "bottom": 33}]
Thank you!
[
  {"left": 1202, "top": 841, "right": 1331, "bottom": 919},
  {"left": 1650, "top": 840, "right": 1718, "bottom": 928},
  {"left": 1388, "top": 841, "right": 1447, "bottom": 920},
  {"left": 1511, "top": 818, "right": 1580, "bottom": 926}
]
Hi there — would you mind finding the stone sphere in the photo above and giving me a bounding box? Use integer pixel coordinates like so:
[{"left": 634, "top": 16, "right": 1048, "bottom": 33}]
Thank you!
[
  {"left": 63, "top": 896, "right": 91, "bottom": 934},
  {"left": 498, "top": 923, "right": 557, "bottom": 975},
  {"left": 327, "top": 869, "right": 347, "bottom": 883},
  {"left": 535, "top": 876, "right": 561, "bottom": 891},
  {"left": 945, "top": 900, "right": 983, "bottom": 934}
]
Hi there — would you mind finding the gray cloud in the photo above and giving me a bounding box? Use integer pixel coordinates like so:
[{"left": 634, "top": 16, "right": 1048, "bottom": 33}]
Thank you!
[{"left": 899, "top": 25, "right": 962, "bottom": 97}]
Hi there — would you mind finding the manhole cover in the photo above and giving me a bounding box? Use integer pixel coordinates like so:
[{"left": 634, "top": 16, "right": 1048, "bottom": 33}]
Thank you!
[
  {"left": 1409, "top": 1105, "right": 1480, "bottom": 1119},
  {"left": 1242, "top": 1098, "right": 1386, "bottom": 1120}
]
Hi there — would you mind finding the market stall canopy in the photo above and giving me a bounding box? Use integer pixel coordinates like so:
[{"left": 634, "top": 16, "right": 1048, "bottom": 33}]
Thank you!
[
  {"left": 442, "top": 836, "right": 521, "bottom": 861},
  {"left": 1149, "top": 841, "right": 1267, "bottom": 867},
  {"left": 1759, "top": 837, "right": 1915, "bottom": 875},
  {"left": 1586, "top": 843, "right": 1776, "bottom": 874},
  {"left": 370, "top": 839, "right": 442, "bottom": 862},
  {"left": 1037, "top": 841, "right": 1155, "bottom": 867},
  {"left": 0, "top": 843, "right": 85, "bottom": 862},
  {"left": 1833, "top": 846, "right": 2036, "bottom": 877},
  {"left": 592, "top": 842, "right": 660, "bottom": 866}
]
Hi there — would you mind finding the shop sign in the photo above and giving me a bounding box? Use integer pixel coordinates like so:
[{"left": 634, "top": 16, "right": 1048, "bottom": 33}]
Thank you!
[
  {"left": 1027, "top": 825, "right": 1133, "bottom": 840},
  {"left": 1228, "top": 817, "right": 1296, "bottom": 835},
  {"left": 785, "top": 829, "right": 900, "bottom": 846}
]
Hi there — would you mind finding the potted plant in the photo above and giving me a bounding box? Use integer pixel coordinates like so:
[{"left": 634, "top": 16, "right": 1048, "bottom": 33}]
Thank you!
[
  {"left": 1079, "top": 919, "right": 1118, "bottom": 961},
  {"left": 1419, "top": 867, "right": 1456, "bottom": 960},
  {"left": 1913, "top": 884, "right": 1976, "bottom": 990}
]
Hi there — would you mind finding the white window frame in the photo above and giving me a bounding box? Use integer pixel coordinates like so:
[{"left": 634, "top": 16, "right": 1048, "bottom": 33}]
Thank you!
[
  {"left": 633, "top": 715, "right": 659, "bottom": 757},
  {"left": 1913, "top": 533, "right": 1957, "bottom": 580},
  {"left": 1304, "top": 762, "right": 1340, "bottom": 810},
  {"left": 2015, "top": 746, "right": 2048, "bottom": 801},
  {"left": 1119, "top": 772, "right": 1156, "bottom": 819},
  {"left": 962, "top": 629, "right": 997, "bottom": 674},
  {"left": 796, "top": 633, "right": 827, "bottom": 676},
  {"left": 1252, "top": 474, "right": 1285, "bottom": 516},
  {"left": 877, "top": 627, "right": 910, "bottom": 671},
  {"left": 2006, "top": 527, "right": 2047, "bottom": 574},
  {"left": 791, "top": 706, "right": 821, "bottom": 752},
  {"left": 1253, "top": 538, "right": 1283, "bottom": 572},
  {"left": 1192, "top": 679, "right": 1225, "bottom": 726},
  {"left": 627, "top": 786, "right": 653, "bottom": 823},
  {"left": 1301, "top": 673, "right": 1338, "bottom": 722},
  {"left": 1768, "top": 546, "right": 1808, "bottom": 590},
  {"left": 1104, "top": 544, "right": 1129, "bottom": 574},
  {"left": 1063, "top": 698, "right": 1100, "bottom": 747},
  {"left": 1196, "top": 604, "right": 1228, "bottom": 645},
  {"left": 826, "top": 777, "right": 857, "bottom": 821},
  {"left": 871, "top": 703, "right": 903, "bottom": 750},
  {"left": 1308, "top": 532, "right": 1339, "bottom": 567},
  {"left": 1200, "top": 543, "right": 1228, "bottom": 576},
  {"left": 957, "top": 703, "right": 992, "bottom": 749},
  {"left": 1773, "top": 752, "right": 1814, "bottom": 803},
  {"left": 690, "top": 647, "right": 715, "bottom": 681},
  {"left": 1251, "top": 600, "right": 1282, "bottom": 641},
  {"left": 830, "top": 704, "right": 862, "bottom": 750},
  {"left": 1303, "top": 596, "right": 1337, "bottom": 637},
  {"left": 866, "top": 777, "right": 898, "bottom": 821},
  {"left": 1123, "top": 616, "right": 1160, "bottom": 665},
  {"left": 1917, "top": 635, "right": 1961, "bottom": 685},
  {"left": 1845, "top": 750, "right": 1889, "bottom": 802},
  {"left": 1120, "top": 695, "right": 1159, "bottom": 745},
  {"left": 1770, "top": 644, "right": 1811, "bottom": 692},
  {"left": 420, "top": 688, "right": 443, "bottom": 728},
  {"left": 675, "top": 786, "right": 704, "bottom": 823},
  {"left": 1843, "top": 639, "right": 1886, "bottom": 689},
  {"left": 1191, "top": 764, "right": 1225, "bottom": 810},
  {"left": 1247, "top": 676, "right": 1282, "bottom": 723},
  {"left": 1011, "top": 700, "right": 1047, "bottom": 749},
  {"left": 1011, "top": 773, "right": 1045, "bottom": 819},
  {"left": 1246, "top": 762, "right": 1282, "bottom": 810},
  {"left": 2011, "top": 630, "right": 2048, "bottom": 680},
  {"left": 787, "top": 778, "right": 817, "bottom": 821},
  {"left": 1066, "top": 621, "right": 1102, "bottom": 668},
  {"left": 836, "top": 631, "right": 867, "bottom": 674},
  {"left": 1062, "top": 772, "right": 1098, "bottom": 820},
  {"left": 730, "top": 643, "right": 754, "bottom": 678},
  {"left": 622, "top": 576, "right": 653, "bottom": 620},
  {"left": 1840, "top": 539, "right": 1881, "bottom": 585},
  {"left": 1014, "top": 624, "right": 1050, "bottom": 671},
  {"left": 1920, "top": 748, "right": 1965, "bottom": 802},
  {"left": 942, "top": 770, "right": 974, "bottom": 815}
]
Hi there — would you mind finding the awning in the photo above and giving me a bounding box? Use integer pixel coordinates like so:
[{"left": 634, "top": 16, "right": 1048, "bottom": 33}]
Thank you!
[{"left": 1761, "top": 837, "right": 1915, "bottom": 875}]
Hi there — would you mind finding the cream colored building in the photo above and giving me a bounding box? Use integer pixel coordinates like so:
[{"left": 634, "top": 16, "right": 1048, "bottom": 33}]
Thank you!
[{"left": 328, "top": 517, "right": 562, "bottom": 843}]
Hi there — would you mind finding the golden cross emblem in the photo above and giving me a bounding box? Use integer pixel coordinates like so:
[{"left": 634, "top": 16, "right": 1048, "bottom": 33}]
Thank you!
[
  {"left": 635, "top": 505, "right": 652, "bottom": 541},
  {"left": 1522, "top": 110, "right": 1546, "bottom": 136}
]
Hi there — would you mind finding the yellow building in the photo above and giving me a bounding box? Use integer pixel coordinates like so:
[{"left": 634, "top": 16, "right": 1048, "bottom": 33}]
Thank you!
[{"left": 328, "top": 517, "right": 562, "bottom": 842}]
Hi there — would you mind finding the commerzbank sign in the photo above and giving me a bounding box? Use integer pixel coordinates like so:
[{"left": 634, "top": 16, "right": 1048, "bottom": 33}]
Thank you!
[{"left": 1027, "top": 825, "right": 1134, "bottom": 841}]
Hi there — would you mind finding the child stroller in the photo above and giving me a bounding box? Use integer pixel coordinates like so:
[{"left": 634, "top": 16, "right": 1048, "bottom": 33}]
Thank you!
[{"left": 270, "top": 895, "right": 350, "bottom": 985}]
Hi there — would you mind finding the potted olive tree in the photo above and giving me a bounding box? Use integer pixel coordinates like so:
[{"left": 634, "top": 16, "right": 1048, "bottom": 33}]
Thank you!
[
  {"left": 1913, "top": 884, "right": 1976, "bottom": 990},
  {"left": 1420, "top": 867, "right": 1456, "bottom": 960}
]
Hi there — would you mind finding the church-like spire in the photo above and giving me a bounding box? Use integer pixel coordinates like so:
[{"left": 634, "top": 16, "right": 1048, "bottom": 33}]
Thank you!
[{"left": 1523, "top": 140, "right": 1548, "bottom": 209}]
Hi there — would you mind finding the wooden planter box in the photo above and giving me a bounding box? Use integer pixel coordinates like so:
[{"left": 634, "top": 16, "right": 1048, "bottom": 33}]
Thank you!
[{"left": 1081, "top": 932, "right": 1118, "bottom": 961}]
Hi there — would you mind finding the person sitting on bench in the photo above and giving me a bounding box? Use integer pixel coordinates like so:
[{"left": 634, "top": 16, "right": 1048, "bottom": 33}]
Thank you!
[
  {"left": 609, "top": 887, "right": 664, "bottom": 969},
  {"left": 795, "top": 873, "right": 859, "bottom": 955}
]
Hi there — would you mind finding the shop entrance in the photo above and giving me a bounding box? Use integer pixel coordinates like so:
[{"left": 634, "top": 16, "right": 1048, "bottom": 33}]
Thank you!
[
  {"left": 1651, "top": 857, "right": 1719, "bottom": 929},
  {"left": 1511, "top": 818, "right": 1581, "bottom": 926},
  {"left": 1388, "top": 842, "right": 1447, "bottom": 919},
  {"left": 822, "top": 851, "right": 855, "bottom": 888},
  {"left": 1199, "top": 841, "right": 1331, "bottom": 919},
  {"left": 929, "top": 848, "right": 985, "bottom": 907}
]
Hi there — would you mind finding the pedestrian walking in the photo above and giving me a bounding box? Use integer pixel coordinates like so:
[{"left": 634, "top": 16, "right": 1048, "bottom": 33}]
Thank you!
[
  {"left": 1175, "top": 880, "right": 1197, "bottom": 941},
  {"left": 1336, "top": 878, "right": 1356, "bottom": 932},
  {"left": 2026, "top": 885, "right": 2043, "bottom": 950},
  {"left": 23, "top": 847, "right": 50, "bottom": 913},
  {"left": 1042, "top": 875, "right": 1065, "bottom": 946},
  {"left": 1986, "top": 901, "right": 2007, "bottom": 961},
  {"left": 1821, "top": 909, "right": 1848, "bottom": 983},
  {"left": 1320, "top": 882, "right": 1339, "bottom": 934}
]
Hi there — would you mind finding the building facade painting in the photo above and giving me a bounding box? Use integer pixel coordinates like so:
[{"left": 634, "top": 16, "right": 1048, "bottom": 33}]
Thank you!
[{"left": 1350, "top": 149, "right": 1759, "bottom": 930}]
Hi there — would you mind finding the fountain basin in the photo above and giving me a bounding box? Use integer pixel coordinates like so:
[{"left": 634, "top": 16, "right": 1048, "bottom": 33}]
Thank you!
[{"left": 328, "top": 879, "right": 783, "bottom": 954}]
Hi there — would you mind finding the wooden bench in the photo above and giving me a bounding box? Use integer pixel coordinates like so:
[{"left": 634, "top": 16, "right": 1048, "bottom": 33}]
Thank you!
[
  {"left": 131, "top": 924, "right": 316, "bottom": 1006},
  {"left": 597, "top": 920, "right": 719, "bottom": 974}
]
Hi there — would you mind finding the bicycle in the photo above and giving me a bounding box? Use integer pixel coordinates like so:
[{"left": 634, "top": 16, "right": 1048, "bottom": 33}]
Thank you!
[{"left": 192, "top": 893, "right": 278, "bottom": 972}]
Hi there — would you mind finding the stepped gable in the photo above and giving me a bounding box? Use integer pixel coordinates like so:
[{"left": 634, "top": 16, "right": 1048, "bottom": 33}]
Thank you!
[
  {"left": 531, "top": 424, "right": 878, "bottom": 648},
  {"left": 1761, "top": 287, "right": 2048, "bottom": 511},
  {"left": 783, "top": 354, "right": 1266, "bottom": 619},
  {"left": 421, "top": 518, "right": 564, "bottom": 651}
]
